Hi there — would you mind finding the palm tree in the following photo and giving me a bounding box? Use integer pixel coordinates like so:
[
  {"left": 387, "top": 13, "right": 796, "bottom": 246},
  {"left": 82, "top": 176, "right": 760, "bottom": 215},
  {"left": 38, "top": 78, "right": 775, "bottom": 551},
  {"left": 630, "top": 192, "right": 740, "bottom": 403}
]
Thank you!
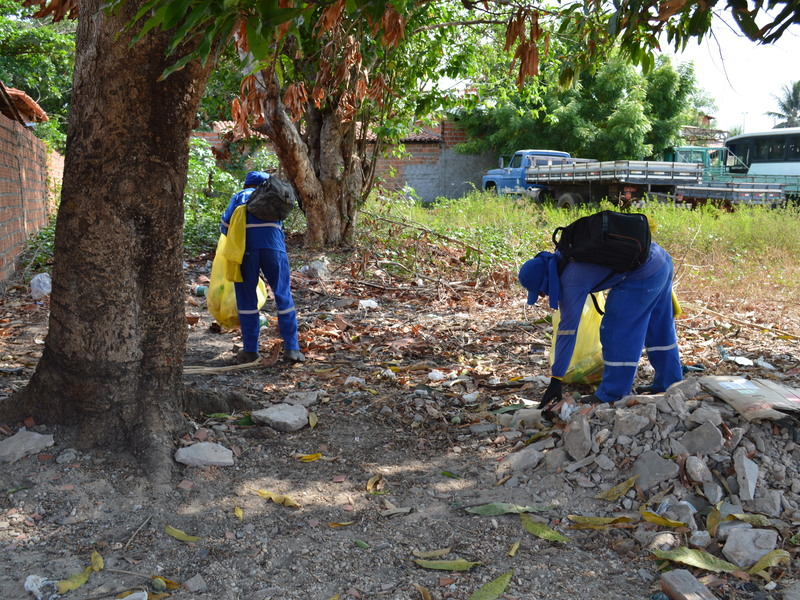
[{"left": 765, "top": 81, "right": 800, "bottom": 128}]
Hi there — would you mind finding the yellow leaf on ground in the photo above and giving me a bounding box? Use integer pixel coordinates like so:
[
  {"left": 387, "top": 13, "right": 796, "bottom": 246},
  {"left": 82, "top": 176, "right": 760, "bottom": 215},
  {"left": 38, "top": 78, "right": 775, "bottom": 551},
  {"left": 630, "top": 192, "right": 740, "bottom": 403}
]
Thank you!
[
  {"left": 413, "top": 559, "right": 481, "bottom": 571},
  {"left": 165, "top": 524, "right": 202, "bottom": 542},
  {"left": 329, "top": 521, "right": 355, "bottom": 527},
  {"left": 520, "top": 513, "right": 570, "bottom": 543},
  {"left": 640, "top": 510, "right": 686, "bottom": 528},
  {"left": 90, "top": 550, "right": 104, "bottom": 572},
  {"left": 255, "top": 490, "right": 301, "bottom": 508},
  {"left": 566, "top": 515, "right": 636, "bottom": 529},
  {"left": 595, "top": 475, "right": 639, "bottom": 501},
  {"left": 56, "top": 566, "right": 92, "bottom": 593},
  {"left": 297, "top": 453, "right": 322, "bottom": 462},
  {"left": 366, "top": 474, "right": 384, "bottom": 492},
  {"left": 508, "top": 541, "right": 520, "bottom": 557},
  {"left": 747, "top": 550, "right": 790, "bottom": 577},
  {"left": 234, "top": 504, "right": 244, "bottom": 521},
  {"left": 468, "top": 570, "right": 513, "bottom": 600},
  {"left": 309, "top": 413, "right": 319, "bottom": 428},
  {"left": 412, "top": 582, "right": 432, "bottom": 600}
]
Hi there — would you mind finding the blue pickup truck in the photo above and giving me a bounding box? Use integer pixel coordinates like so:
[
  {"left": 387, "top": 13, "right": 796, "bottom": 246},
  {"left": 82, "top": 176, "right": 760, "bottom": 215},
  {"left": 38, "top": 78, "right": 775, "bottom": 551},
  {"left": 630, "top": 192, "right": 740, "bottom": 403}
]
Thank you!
[{"left": 482, "top": 149, "right": 573, "bottom": 198}]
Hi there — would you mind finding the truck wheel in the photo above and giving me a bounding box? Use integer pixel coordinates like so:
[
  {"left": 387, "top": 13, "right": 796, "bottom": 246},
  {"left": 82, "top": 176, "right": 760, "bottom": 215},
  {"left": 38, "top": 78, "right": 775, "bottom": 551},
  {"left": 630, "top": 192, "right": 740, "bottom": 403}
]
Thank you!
[
  {"left": 484, "top": 182, "right": 497, "bottom": 194},
  {"left": 557, "top": 193, "right": 581, "bottom": 208}
]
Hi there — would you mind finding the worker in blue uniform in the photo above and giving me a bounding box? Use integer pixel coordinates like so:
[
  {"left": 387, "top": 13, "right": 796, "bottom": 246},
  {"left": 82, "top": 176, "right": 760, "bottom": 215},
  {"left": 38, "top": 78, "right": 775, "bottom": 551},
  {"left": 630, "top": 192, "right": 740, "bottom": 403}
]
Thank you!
[
  {"left": 220, "top": 171, "right": 304, "bottom": 364},
  {"left": 518, "top": 242, "right": 682, "bottom": 406}
]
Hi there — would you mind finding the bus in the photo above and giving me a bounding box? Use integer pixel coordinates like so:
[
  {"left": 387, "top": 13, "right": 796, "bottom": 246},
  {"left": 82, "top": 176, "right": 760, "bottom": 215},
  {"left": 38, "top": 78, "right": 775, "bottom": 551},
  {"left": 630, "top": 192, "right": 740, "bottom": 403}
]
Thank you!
[{"left": 725, "top": 127, "right": 800, "bottom": 177}]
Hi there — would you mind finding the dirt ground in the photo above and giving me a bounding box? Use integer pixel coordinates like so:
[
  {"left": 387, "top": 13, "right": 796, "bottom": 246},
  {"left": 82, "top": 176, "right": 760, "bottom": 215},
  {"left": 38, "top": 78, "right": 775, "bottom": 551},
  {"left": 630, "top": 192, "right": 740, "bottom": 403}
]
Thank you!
[{"left": 1, "top": 239, "right": 799, "bottom": 600}]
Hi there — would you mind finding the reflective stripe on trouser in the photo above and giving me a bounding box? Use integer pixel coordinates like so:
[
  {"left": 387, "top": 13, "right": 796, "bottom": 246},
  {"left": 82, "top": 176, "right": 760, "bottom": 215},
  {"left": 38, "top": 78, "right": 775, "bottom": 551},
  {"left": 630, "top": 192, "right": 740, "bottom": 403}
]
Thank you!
[
  {"left": 234, "top": 248, "right": 300, "bottom": 353},
  {"left": 594, "top": 255, "right": 682, "bottom": 403}
]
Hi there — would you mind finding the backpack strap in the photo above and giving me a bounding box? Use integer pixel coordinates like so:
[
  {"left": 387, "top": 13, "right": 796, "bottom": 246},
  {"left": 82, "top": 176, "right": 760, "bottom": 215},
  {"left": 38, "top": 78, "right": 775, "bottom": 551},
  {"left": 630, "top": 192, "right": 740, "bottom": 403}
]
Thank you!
[{"left": 589, "top": 292, "right": 604, "bottom": 316}]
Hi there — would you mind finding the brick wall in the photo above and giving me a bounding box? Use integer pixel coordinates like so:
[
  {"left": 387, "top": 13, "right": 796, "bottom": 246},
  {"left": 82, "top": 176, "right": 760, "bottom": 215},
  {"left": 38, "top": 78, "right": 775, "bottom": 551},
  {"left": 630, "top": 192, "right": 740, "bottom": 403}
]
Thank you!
[{"left": 0, "top": 113, "right": 60, "bottom": 285}]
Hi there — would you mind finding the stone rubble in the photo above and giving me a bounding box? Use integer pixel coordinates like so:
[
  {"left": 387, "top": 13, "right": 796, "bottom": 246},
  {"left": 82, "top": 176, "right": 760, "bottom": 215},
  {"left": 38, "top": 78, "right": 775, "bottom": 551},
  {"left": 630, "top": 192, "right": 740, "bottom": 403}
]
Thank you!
[{"left": 489, "top": 376, "right": 799, "bottom": 573}]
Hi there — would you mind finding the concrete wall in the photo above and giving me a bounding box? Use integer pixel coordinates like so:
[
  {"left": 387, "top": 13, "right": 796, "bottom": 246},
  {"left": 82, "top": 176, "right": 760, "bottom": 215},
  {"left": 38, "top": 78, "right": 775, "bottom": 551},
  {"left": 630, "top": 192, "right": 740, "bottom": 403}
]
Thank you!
[{"left": 0, "top": 114, "right": 58, "bottom": 285}]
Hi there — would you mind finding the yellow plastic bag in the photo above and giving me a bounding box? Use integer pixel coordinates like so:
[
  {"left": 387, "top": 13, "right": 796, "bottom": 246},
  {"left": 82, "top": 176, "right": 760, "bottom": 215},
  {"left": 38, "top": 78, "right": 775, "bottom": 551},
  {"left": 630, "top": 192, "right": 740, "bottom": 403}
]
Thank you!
[
  {"left": 207, "top": 234, "right": 268, "bottom": 329},
  {"left": 550, "top": 293, "right": 605, "bottom": 385}
]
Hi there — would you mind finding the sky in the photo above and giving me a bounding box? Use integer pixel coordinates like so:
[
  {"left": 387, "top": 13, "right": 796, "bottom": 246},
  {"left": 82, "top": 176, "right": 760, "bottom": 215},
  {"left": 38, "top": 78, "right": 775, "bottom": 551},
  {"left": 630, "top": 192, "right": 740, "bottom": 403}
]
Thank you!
[{"left": 667, "top": 18, "right": 800, "bottom": 133}]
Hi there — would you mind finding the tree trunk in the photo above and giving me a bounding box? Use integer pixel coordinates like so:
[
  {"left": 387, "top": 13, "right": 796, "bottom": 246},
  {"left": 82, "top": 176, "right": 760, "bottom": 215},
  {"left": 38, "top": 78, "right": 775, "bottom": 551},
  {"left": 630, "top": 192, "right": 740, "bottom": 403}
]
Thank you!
[
  {"left": 8, "top": 0, "right": 212, "bottom": 483},
  {"left": 257, "top": 75, "right": 362, "bottom": 248}
]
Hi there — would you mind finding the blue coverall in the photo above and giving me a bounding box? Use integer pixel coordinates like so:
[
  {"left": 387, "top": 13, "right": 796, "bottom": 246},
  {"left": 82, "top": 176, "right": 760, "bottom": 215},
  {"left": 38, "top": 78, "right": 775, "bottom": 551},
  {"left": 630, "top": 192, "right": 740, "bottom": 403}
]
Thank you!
[
  {"left": 220, "top": 171, "right": 300, "bottom": 353},
  {"left": 551, "top": 242, "right": 682, "bottom": 403}
]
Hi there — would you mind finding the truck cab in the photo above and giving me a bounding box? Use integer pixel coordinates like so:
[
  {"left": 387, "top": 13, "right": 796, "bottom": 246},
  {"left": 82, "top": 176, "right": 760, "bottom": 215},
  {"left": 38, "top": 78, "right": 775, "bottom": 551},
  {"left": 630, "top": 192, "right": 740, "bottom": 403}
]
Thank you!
[{"left": 482, "top": 149, "right": 572, "bottom": 198}]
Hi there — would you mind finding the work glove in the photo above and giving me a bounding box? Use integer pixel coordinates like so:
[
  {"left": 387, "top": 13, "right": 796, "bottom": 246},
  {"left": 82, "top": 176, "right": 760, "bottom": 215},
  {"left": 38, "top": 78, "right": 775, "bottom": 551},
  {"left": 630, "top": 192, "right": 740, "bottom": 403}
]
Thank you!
[{"left": 541, "top": 377, "right": 563, "bottom": 408}]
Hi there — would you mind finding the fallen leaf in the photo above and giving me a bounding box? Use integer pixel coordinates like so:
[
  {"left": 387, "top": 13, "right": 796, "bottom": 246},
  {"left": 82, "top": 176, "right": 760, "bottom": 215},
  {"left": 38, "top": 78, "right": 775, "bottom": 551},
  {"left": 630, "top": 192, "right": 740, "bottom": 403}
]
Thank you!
[
  {"left": 726, "top": 513, "right": 774, "bottom": 527},
  {"left": 412, "top": 547, "right": 451, "bottom": 558},
  {"left": 296, "top": 453, "right": 322, "bottom": 462},
  {"left": 414, "top": 559, "right": 481, "bottom": 571},
  {"left": 747, "top": 549, "right": 790, "bottom": 577},
  {"left": 309, "top": 413, "right": 319, "bottom": 428},
  {"left": 507, "top": 541, "right": 520, "bottom": 556},
  {"left": 165, "top": 524, "right": 201, "bottom": 542},
  {"left": 366, "top": 474, "right": 385, "bottom": 492},
  {"left": 566, "top": 515, "right": 636, "bottom": 529},
  {"left": 640, "top": 510, "right": 686, "bottom": 528},
  {"left": 595, "top": 475, "right": 639, "bottom": 501},
  {"left": 329, "top": 521, "right": 355, "bottom": 528},
  {"left": 650, "top": 547, "right": 739, "bottom": 573},
  {"left": 441, "top": 471, "right": 462, "bottom": 479},
  {"left": 412, "top": 582, "right": 432, "bottom": 600},
  {"left": 354, "top": 539, "right": 370, "bottom": 549},
  {"left": 56, "top": 566, "right": 92, "bottom": 593},
  {"left": 520, "top": 513, "right": 570, "bottom": 543},
  {"left": 90, "top": 550, "right": 104, "bottom": 572},
  {"left": 468, "top": 570, "right": 512, "bottom": 600},
  {"left": 255, "top": 490, "right": 301, "bottom": 508},
  {"left": 234, "top": 504, "right": 244, "bottom": 522},
  {"left": 465, "top": 502, "right": 554, "bottom": 516}
]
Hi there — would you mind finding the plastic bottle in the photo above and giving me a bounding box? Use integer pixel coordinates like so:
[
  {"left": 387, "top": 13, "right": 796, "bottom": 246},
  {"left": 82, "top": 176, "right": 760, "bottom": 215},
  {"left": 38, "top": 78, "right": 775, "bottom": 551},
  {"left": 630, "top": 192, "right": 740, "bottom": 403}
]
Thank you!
[
  {"left": 195, "top": 285, "right": 208, "bottom": 296},
  {"left": 259, "top": 314, "right": 269, "bottom": 328}
]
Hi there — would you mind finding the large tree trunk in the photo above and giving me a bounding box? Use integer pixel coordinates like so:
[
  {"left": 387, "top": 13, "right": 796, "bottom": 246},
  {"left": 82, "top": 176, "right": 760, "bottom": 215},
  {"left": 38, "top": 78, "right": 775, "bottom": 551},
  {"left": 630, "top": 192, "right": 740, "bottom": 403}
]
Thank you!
[
  {"left": 257, "top": 75, "right": 363, "bottom": 248},
  {"left": 7, "top": 0, "right": 212, "bottom": 482}
]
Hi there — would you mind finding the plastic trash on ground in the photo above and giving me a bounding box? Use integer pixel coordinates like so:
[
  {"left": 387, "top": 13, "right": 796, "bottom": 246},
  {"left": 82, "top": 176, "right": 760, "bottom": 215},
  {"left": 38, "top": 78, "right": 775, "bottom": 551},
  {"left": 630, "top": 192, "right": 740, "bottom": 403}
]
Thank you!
[{"left": 30, "top": 273, "right": 52, "bottom": 300}]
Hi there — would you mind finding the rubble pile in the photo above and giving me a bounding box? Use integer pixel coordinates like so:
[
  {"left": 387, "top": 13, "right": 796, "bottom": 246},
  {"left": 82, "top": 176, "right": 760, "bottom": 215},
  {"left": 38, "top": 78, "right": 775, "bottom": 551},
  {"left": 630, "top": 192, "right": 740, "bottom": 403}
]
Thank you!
[{"left": 495, "top": 376, "right": 799, "bottom": 573}]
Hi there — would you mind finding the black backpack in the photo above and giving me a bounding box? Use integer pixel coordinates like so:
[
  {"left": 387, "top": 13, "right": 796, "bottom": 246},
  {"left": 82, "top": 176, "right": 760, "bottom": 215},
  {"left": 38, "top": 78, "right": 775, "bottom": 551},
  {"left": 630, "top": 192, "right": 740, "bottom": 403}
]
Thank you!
[
  {"left": 552, "top": 210, "right": 651, "bottom": 273},
  {"left": 552, "top": 211, "right": 651, "bottom": 315},
  {"left": 246, "top": 176, "right": 297, "bottom": 222}
]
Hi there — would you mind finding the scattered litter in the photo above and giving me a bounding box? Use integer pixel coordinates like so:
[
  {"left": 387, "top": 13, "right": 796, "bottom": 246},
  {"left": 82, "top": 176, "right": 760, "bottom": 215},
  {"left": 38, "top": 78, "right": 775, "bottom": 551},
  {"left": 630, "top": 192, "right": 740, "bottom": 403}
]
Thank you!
[
  {"left": 24, "top": 575, "right": 57, "bottom": 600},
  {"left": 358, "top": 299, "right": 378, "bottom": 309},
  {"left": 732, "top": 356, "right": 754, "bottom": 367},
  {"left": 30, "top": 273, "right": 52, "bottom": 300},
  {"left": 428, "top": 370, "right": 446, "bottom": 382},
  {"left": 345, "top": 376, "right": 366, "bottom": 387},
  {"left": 462, "top": 391, "right": 479, "bottom": 403},
  {"left": 755, "top": 358, "right": 776, "bottom": 371},
  {"left": 700, "top": 376, "right": 800, "bottom": 421}
]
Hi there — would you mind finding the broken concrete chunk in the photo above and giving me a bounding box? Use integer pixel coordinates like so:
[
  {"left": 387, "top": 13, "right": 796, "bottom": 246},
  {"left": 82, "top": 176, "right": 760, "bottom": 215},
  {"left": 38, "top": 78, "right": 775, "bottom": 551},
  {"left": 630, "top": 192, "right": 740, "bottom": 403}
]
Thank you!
[
  {"left": 498, "top": 446, "right": 544, "bottom": 475},
  {"left": 632, "top": 450, "right": 679, "bottom": 490},
  {"left": 175, "top": 442, "right": 234, "bottom": 467},
  {"left": 0, "top": 430, "right": 54, "bottom": 463},
  {"left": 687, "top": 405, "right": 723, "bottom": 427},
  {"left": 684, "top": 456, "right": 713, "bottom": 484},
  {"left": 679, "top": 421, "right": 724, "bottom": 456},
  {"left": 661, "top": 568, "right": 717, "bottom": 600},
  {"left": 733, "top": 446, "right": 759, "bottom": 502},
  {"left": 564, "top": 414, "right": 592, "bottom": 460},
  {"left": 251, "top": 403, "right": 309, "bottom": 432},
  {"left": 283, "top": 390, "right": 320, "bottom": 407},
  {"left": 722, "top": 528, "right": 778, "bottom": 567}
]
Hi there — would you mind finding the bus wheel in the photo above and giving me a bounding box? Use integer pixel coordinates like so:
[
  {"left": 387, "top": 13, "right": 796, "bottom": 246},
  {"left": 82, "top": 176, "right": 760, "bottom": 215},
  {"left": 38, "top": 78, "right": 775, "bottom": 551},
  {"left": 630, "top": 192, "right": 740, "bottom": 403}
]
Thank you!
[{"left": 557, "top": 193, "right": 581, "bottom": 208}]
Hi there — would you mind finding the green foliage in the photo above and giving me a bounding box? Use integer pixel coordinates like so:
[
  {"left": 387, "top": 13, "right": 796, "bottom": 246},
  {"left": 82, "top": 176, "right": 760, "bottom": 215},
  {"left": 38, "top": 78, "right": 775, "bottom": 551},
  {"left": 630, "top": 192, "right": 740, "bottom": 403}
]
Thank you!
[
  {"left": 455, "top": 53, "right": 704, "bottom": 161},
  {"left": 183, "top": 137, "right": 239, "bottom": 256},
  {"left": 360, "top": 191, "right": 800, "bottom": 302},
  {"left": 20, "top": 212, "right": 57, "bottom": 275},
  {"left": 0, "top": 0, "right": 75, "bottom": 152},
  {"left": 765, "top": 81, "right": 800, "bottom": 129}
]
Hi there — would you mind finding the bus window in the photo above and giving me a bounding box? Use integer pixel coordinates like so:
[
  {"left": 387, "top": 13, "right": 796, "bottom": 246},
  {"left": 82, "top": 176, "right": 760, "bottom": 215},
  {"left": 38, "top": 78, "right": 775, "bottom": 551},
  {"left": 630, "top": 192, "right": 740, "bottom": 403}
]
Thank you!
[
  {"left": 769, "top": 139, "right": 786, "bottom": 160},
  {"left": 753, "top": 138, "right": 770, "bottom": 161},
  {"left": 788, "top": 137, "right": 800, "bottom": 160},
  {"left": 726, "top": 142, "right": 750, "bottom": 172}
]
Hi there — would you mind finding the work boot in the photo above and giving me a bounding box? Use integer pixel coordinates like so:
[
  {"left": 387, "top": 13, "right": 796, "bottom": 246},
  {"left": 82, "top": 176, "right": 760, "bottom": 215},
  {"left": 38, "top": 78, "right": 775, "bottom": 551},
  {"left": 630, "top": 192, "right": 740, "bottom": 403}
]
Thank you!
[
  {"left": 578, "top": 394, "right": 604, "bottom": 405},
  {"left": 231, "top": 350, "right": 260, "bottom": 365},
  {"left": 284, "top": 349, "right": 306, "bottom": 363},
  {"left": 634, "top": 385, "right": 660, "bottom": 394}
]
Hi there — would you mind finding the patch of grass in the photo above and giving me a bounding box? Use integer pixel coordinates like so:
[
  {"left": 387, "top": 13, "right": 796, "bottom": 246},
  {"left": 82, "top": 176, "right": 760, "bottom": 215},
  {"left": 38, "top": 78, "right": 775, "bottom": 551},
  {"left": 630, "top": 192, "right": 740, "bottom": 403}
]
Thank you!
[{"left": 361, "top": 191, "right": 800, "bottom": 304}]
